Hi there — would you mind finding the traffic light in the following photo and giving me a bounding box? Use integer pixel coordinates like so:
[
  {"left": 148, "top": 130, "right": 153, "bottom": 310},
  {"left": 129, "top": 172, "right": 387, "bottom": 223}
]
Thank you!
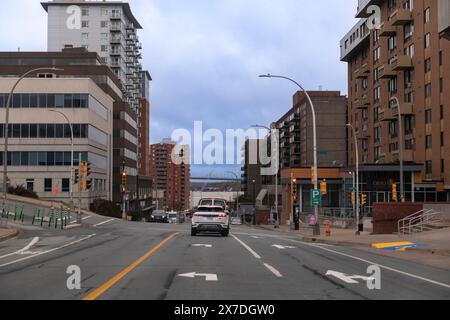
[
  {"left": 320, "top": 181, "right": 327, "bottom": 195},
  {"left": 361, "top": 194, "right": 367, "bottom": 206},
  {"left": 85, "top": 179, "right": 92, "bottom": 191},
  {"left": 86, "top": 162, "right": 92, "bottom": 177},
  {"left": 351, "top": 192, "right": 355, "bottom": 206},
  {"left": 80, "top": 162, "right": 87, "bottom": 178},
  {"left": 392, "top": 183, "right": 398, "bottom": 202},
  {"left": 121, "top": 172, "right": 127, "bottom": 193},
  {"left": 74, "top": 169, "right": 79, "bottom": 184}
]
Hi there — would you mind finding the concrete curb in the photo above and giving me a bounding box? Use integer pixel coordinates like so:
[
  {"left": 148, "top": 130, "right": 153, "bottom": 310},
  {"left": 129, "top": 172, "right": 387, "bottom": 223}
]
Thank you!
[
  {"left": 0, "top": 228, "right": 20, "bottom": 243},
  {"left": 252, "top": 225, "right": 450, "bottom": 257}
]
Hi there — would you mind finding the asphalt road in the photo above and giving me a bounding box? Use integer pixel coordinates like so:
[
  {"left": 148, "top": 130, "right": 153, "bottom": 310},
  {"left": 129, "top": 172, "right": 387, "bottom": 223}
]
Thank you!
[{"left": 0, "top": 217, "right": 449, "bottom": 300}]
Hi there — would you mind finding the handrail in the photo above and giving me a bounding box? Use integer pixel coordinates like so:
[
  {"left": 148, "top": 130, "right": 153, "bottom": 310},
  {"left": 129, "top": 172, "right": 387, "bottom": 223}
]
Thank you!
[{"left": 398, "top": 209, "right": 441, "bottom": 235}]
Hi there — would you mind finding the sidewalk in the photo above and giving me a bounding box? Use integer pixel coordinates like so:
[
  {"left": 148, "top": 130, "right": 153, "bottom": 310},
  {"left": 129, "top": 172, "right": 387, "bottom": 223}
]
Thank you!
[
  {"left": 255, "top": 224, "right": 450, "bottom": 256},
  {"left": 0, "top": 227, "right": 20, "bottom": 243}
]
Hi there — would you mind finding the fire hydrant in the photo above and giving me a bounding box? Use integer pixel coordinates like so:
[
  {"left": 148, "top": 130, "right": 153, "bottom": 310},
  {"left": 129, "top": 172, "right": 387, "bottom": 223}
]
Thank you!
[{"left": 324, "top": 220, "right": 332, "bottom": 237}]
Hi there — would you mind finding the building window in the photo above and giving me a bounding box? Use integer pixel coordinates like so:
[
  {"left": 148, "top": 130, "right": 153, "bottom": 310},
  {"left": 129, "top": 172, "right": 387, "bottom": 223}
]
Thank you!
[
  {"left": 425, "top": 109, "right": 432, "bottom": 124},
  {"left": 44, "top": 179, "right": 52, "bottom": 192},
  {"left": 404, "top": 23, "right": 414, "bottom": 40},
  {"left": 425, "top": 83, "right": 432, "bottom": 98},
  {"left": 424, "top": 33, "right": 431, "bottom": 48},
  {"left": 424, "top": 7, "right": 430, "bottom": 23},
  {"left": 82, "top": 7, "right": 89, "bottom": 17},
  {"left": 441, "top": 132, "right": 444, "bottom": 147},
  {"left": 81, "top": 33, "right": 89, "bottom": 41},
  {"left": 426, "top": 135, "right": 432, "bottom": 149},
  {"left": 426, "top": 161, "right": 432, "bottom": 175},
  {"left": 62, "top": 179, "right": 70, "bottom": 193},
  {"left": 82, "top": 20, "right": 89, "bottom": 28},
  {"left": 441, "top": 105, "right": 444, "bottom": 120},
  {"left": 424, "top": 58, "right": 432, "bottom": 73}
]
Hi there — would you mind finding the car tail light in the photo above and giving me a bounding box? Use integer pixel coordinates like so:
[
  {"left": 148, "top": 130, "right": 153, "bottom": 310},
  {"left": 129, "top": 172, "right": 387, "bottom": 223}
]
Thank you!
[{"left": 219, "top": 213, "right": 226, "bottom": 218}]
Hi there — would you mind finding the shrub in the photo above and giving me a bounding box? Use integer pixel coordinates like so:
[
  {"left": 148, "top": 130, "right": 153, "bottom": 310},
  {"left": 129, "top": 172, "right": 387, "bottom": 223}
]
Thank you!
[
  {"left": 90, "top": 199, "right": 122, "bottom": 218},
  {"left": 8, "top": 185, "right": 39, "bottom": 199}
]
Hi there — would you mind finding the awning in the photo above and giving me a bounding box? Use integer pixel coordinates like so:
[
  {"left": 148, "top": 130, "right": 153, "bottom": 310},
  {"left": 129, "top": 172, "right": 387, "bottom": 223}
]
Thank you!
[{"left": 256, "top": 189, "right": 268, "bottom": 206}]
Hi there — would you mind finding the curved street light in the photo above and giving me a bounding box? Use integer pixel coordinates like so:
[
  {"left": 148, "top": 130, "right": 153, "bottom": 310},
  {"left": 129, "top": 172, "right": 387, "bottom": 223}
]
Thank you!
[
  {"left": 347, "top": 123, "right": 360, "bottom": 235},
  {"left": 390, "top": 96, "right": 405, "bottom": 203},
  {"left": 225, "top": 171, "right": 240, "bottom": 216},
  {"left": 2, "top": 67, "right": 64, "bottom": 215},
  {"left": 259, "top": 74, "right": 320, "bottom": 235}
]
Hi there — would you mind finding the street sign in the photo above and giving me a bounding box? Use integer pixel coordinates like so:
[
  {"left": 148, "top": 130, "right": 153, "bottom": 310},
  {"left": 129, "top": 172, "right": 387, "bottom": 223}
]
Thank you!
[{"left": 311, "top": 189, "right": 322, "bottom": 206}]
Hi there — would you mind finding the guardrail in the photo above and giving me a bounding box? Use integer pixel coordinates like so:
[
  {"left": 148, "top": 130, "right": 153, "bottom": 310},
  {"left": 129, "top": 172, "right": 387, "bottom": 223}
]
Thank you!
[{"left": 398, "top": 209, "right": 442, "bottom": 235}]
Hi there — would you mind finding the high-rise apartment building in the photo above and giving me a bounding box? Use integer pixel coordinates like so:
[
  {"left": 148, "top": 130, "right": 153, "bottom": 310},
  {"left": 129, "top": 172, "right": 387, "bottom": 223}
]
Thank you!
[
  {"left": 341, "top": 0, "right": 450, "bottom": 202},
  {"left": 150, "top": 140, "right": 190, "bottom": 211},
  {"left": 41, "top": 0, "right": 153, "bottom": 212}
]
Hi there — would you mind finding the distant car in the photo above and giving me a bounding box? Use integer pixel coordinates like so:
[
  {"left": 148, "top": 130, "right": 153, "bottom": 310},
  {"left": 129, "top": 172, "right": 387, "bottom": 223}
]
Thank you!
[
  {"left": 168, "top": 211, "right": 178, "bottom": 224},
  {"left": 191, "top": 205, "right": 230, "bottom": 237},
  {"left": 150, "top": 210, "right": 168, "bottom": 223},
  {"left": 231, "top": 217, "right": 242, "bottom": 225}
]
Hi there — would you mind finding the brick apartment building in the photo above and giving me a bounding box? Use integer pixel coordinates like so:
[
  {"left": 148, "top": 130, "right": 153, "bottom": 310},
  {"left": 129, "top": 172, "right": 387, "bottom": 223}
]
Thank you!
[
  {"left": 340, "top": 0, "right": 450, "bottom": 202},
  {"left": 150, "top": 139, "right": 190, "bottom": 211}
]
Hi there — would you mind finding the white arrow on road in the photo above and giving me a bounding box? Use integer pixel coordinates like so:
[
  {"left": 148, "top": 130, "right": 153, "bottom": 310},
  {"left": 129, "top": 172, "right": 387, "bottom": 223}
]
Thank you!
[
  {"left": 191, "top": 244, "right": 213, "bottom": 248},
  {"left": 272, "top": 245, "right": 296, "bottom": 250},
  {"left": 178, "top": 272, "right": 218, "bottom": 281},
  {"left": 326, "top": 270, "right": 372, "bottom": 284}
]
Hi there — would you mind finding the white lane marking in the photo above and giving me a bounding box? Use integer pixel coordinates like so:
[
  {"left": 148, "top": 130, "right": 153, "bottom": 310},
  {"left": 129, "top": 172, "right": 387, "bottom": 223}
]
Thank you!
[
  {"left": 69, "top": 216, "right": 92, "bottom": 224},
  {"left": 178, "top": 272, "right": 218, "bottom": 281},
  {"left": 326, "top": 270, "right": 372, "bottom": 284},
  {"left": 264, "top": 263, "right": 283, "bottom": 278},
  {"left": 94, "top": 219, "right": 116, "bottom": 227},
  {"left": 0, "top": 234, "right": 96, "bottom": 268},
  {"left": 272, "top": 244, "right": 296, "bottom": 250},
  {"left": 192, "top": 244, "right": 213, "bottom": 248},
  {"left": 231, "top": 234, "right": 261, "bottom": 259},
  {"left": 286, "top": 238, "right": 450, "bottom": 290},
  {"left": 0, "top": 237, "right": 40, "bottom": 260}
]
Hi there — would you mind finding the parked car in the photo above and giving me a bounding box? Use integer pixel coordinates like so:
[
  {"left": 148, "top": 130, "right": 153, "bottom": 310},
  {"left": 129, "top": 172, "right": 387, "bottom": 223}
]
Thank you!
[
  {"left": 231, "top": 217, "right": 242, "bottom": 225},
  {"left": 191, "top": 205, "right": 230, "bottom": 237},
  {"left": 150, "top": 210, "right": 168, "bottom": 223},
  {"left": 168, "top": 211, "right": 178, "bottom": 224}
]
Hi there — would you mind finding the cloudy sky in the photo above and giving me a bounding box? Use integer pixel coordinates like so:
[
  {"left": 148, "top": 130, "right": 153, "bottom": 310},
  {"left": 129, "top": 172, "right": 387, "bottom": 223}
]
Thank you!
[{"left": 0, "top": 0, "right": 359, "bottom": 177}]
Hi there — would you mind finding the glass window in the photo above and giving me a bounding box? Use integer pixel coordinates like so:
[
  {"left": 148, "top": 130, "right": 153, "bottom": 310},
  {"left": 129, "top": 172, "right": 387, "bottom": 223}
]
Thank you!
[
  {"left": 73, "top": 124, "right": 81, "bottom": 138},
  {"left": 38, "top": 152, "right": 47, "bottom": 166},
  {"left": 29, "top": 124, "right": 37, "bottom": 138},
  {"left": 47, "top": 124, "right": 55, "bottom": 138},
  {"left": 38, "top": 94, "right": 47, "bottom": 108},
  {"left": 55, "top": 152, "right": 63, "bottom": 166},
  {"left": 64, "top": 94, "right": 73, "bottom": 108},
  {"left": 11, "top": 152, "right": 20, "bottom": 166},
  {"left": 38, "top": 124, "right": 47, "bottom": 138},
  {"left": 64, "top": 152, "right": 71, "bottom": 166},
  {"left": 0, "top": 94, "right": 4, "bottom": 108},
  {"left": 47, "top": 152, "right": 55, "bottom": 166},
  {"left": 64, "top": 124, "right": 72, "bottom": 138},
  {"left": 73, "top": 94, "right": 82, "bottom": 108},
  {"left": 44, "top": 179, "right": 52, "bottom": 192},
  {"left": 81, "top": 95, "right": 88, "bottom": 108},
  {"left": 30, "top": 94, "right": 38, "bottom": 108},
  {"left": 21, "top": 152, "right": 29, "bottom": 166},
  {"left": 12, "top": 94, "right": 21, "bottom": 108},
  {"left": 21, "top": 124, "right": 29, "bottom": 138},
  {"left": 29, "top": 152, "right": 38, "bottom": 166},
  {"left": 55, "top": 94, "right": 64, "bottom": 108},
  {"left": 47, "top": 94, "right": 55, "bottom": 108},
  {"left": 0, "top": 124, "right": 3, "bottom": 138},
  {"left": 55, "top": 124, "right": 64, "bottom": 138},
  {"left": 62, "top": 179, "right": 70, "bottom": 192},
  {"left": 81, "top": 124, "right": 88, "bottom": 138},
  {"left": 12, "top": 124, "right": 21, "bottom": 138},
  {"left": 21, "top": 94, "right": 30, "bottom": 108}
]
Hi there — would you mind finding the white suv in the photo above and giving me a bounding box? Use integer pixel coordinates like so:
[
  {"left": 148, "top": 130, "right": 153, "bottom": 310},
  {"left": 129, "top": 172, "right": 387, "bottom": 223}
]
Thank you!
[{"left": 191, "top": 206, "right": 230, "bottom": 237}]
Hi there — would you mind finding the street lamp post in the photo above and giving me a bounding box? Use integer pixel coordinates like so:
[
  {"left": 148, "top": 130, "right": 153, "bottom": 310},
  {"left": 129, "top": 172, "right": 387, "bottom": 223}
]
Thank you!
[
  {"left": 259, "top": 74, "right": 320, "bottom": 235},
  {"left": 225, "top": 171, "right": 240, "bottom": 215},
  {"left": 252, "top": 124, "right": 279, "bottom": 228},
  {"left": 391, "top": 97, "right": 405, "bottom": 203},
  {"left": 2, "top": 67, "right": 64, "bottom": 216},
  {"left": 49, "top": 110, "right": 74, "bottom": 207},
  {"left": 347, "top": 124, "right": 360, "bottom": 235}
]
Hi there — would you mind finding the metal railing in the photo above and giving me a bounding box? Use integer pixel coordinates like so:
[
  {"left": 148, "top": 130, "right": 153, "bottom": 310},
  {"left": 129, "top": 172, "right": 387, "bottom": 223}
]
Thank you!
[{"left": 398, "top": 209, "right": 442, "bottom": 235}]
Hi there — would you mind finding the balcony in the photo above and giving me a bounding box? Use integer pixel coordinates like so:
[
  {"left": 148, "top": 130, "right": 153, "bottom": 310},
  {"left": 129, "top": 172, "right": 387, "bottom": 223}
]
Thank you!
[
  {"left": 391, "top": 55, "right": 413, "bottom": 71},
  {"left": 110, "top": 13, "right": 122, "bottom": 20},
  {"left": 390, "top": 8, "right": 413, "bottom": 26},
  {"left": 380, "top": 108, "right": 397, "bottom": 122},
  {"left": 379, "top": 64, "right": 396, "bottom": 79},
  {"left": 110, "top": 37, "right": 122, "bottom": 44},
  {"left": 356, "top": 131, "right": 370, "bottom": 140},
  {"left": 400, "top": 103, "right": 413, "bottom": 115},
  {"left": 356, "top": 95, "right": 370, "bottom": 109},
  {"left": 355, "top": 64, "right": 370, "bottom": 79},
  {"left": 379, "top": 23, "right": 397, "bottom": 37},
  {"left": 340, "top": 18, "right": 370, "bottom": 62}
]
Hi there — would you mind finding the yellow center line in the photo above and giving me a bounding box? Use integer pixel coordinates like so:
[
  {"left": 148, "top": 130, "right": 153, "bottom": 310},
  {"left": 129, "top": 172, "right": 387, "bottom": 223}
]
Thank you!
[{"left": 83, "top": 232, "right": 179, "bottom": 301}]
